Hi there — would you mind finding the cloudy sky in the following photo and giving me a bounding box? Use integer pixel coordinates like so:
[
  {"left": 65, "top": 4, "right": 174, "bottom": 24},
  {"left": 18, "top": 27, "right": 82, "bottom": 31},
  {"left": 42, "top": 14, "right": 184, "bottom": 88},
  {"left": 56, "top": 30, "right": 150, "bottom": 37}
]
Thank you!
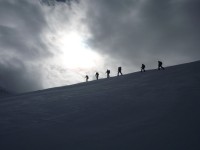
[{"left": 0, "top": 0, "right": 200, "bottom": 93}]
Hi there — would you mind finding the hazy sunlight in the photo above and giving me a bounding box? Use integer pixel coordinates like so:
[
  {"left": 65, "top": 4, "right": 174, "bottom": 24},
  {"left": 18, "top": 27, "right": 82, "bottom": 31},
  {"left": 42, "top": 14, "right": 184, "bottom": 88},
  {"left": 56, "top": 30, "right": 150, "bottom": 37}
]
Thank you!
[{"left": 55, "top": 31, "right": 104, "bottom": 70}]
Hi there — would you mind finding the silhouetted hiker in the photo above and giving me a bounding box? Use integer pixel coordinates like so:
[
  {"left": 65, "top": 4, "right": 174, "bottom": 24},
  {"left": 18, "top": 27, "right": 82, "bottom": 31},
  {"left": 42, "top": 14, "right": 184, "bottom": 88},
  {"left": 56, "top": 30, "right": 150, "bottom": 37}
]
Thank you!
[
  {"left": 158, "top": 61, "right": 165, "bottom": 70},
  {"left": 141, "top": 64, "right": 145, "bottom": 72},
  {"left": 106, "top": 69, "right": 110, "bottom": 78},
  {"left": 118, "top": 67, "right": 123, "bottom": 76},
  {"left": 95, "top": 72, "right": 99, "bottom": 80},
  {"left": 85, "top": 75, "right": 89, "bottom": 82}
]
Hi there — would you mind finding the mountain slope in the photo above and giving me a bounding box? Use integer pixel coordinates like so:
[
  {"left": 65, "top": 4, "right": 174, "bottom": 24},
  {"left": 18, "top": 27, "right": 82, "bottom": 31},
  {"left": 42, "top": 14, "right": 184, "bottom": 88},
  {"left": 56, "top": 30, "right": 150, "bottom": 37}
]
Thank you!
[
  {"left": 0, "top": 87, "right": 12, "bottom": 98},
  {"left": 0, "top": 61, "right": 200, "bottom": 150}
]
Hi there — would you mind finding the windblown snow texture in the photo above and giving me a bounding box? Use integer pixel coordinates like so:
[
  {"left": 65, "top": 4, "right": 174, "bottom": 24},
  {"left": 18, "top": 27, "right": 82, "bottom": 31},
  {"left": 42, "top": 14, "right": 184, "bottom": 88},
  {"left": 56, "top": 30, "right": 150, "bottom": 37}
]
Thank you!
[{"left": 0, "top": 61, "right": 200, "bottom": 150}]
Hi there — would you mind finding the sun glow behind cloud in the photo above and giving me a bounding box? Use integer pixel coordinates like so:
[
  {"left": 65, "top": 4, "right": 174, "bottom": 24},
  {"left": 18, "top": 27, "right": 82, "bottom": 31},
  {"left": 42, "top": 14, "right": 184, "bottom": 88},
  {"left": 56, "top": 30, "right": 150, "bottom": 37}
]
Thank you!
[
  {"left": 42, "top": 29, "right": 105, "bottom": 88},
  {"left": 43, "top": 0, "right": 105, "bottom": 73},
  {"left": 55, "top": 31, "right": 103, "bottom": 70},
  {"left": 38, "top": 1, "right": 107, "bottom": 88}
]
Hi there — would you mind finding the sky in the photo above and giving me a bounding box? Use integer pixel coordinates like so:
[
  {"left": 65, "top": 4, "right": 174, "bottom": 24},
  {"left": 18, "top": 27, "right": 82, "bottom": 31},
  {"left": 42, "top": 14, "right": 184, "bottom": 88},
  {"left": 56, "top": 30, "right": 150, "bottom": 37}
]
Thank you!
[{"left": 0, "top": 0, "right": 200, "bottom": 93}]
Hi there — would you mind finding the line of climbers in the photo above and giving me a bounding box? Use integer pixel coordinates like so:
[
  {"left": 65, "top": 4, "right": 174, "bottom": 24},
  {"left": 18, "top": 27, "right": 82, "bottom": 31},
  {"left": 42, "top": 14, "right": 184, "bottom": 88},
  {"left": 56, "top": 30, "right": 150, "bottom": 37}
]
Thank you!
[{"left": 85, "top": 61, "right": 164, "bottom": 82}]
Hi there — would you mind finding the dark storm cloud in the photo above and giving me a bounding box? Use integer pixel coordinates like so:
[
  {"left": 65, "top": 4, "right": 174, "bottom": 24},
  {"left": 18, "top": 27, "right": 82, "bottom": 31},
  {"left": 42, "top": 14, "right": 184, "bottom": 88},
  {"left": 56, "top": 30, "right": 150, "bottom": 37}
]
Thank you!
[
  {"left": 0, "top": 58, "right": 42, "bottom": 93},
  {"left": 0, "top": 0, "right": 50, "bottom": 60},
  {"left": 41, "top": 0, "right": 79, "bottom": 6},
  {"left": 56, "top": 0, "right": 79, "bottom": 3},
  {"left": 85, "top": 0, "right": 200, "bottom": 68},
  {"left": 0, "top": 0, "right": 51, "bottom": 93}
]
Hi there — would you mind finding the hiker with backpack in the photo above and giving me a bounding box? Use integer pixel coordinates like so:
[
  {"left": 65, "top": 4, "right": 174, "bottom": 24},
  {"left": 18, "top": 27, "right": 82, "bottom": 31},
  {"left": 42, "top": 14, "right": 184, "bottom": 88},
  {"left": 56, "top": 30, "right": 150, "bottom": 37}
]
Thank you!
[
  {"left": 118, "top": 67, "right": 123, "bottom": 76},
  {"left": 158, "top": 61, "right": 165, "bottom": 70},
  {"left": 141, "top": 64, "right": 146, "bottom": 72},
  {"left": 106, "top": 69, "right": 110, "bottom": 78},
  {"left": 85, "top": 75, "right": 89, "bottom": 82},
  {"left": 95, "top": 72, "right": 99, "bottom": 80}
]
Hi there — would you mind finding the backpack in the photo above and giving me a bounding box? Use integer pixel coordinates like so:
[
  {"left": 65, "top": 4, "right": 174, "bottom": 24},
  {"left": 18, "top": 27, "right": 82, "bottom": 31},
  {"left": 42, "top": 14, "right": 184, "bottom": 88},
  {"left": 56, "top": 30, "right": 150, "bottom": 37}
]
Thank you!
[{"left": 142, "top": 64, "right": 145, "bottom": 68}]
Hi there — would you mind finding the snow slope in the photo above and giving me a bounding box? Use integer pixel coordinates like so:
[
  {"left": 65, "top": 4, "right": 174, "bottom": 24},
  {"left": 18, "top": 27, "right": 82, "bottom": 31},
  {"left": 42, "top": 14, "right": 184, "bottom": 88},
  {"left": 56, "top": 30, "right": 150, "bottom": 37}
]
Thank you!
[
  {"left": 0, "top": 61, "right": 200, "bottom": 150},
  {"left": 0, "top": 87, "right": 12, "bottom": 98}
]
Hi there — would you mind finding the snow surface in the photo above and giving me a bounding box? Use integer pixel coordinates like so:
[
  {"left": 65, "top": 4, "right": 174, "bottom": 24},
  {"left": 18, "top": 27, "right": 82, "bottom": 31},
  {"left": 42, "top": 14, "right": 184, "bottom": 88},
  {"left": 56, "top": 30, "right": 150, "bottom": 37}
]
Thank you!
[
  {"left": 0, "top": 87, "right": 12, "bottom": 98},
  {"left": 0, "top": 61, "right": 200, "bottom": 150}
]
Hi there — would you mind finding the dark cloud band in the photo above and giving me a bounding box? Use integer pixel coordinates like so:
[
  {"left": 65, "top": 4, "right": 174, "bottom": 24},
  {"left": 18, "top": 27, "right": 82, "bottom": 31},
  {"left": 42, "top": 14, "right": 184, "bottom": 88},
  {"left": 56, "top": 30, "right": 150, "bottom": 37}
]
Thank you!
[
  {"left": 40, "top": 0, "right": 79, "bottom": 6},
  {"left": 0, "top": 1, "right": 49, "bottom": 93},
  {"left": 85, "top": 0, "right": 200, "bottom": 67}
]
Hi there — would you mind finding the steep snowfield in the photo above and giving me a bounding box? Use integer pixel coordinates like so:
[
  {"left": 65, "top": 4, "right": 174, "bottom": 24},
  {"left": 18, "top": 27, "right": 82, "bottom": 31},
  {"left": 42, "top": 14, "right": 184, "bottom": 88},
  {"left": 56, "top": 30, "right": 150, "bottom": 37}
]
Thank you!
[{"left": 0, "top": 61, "right": 200, "bottom": 150}]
